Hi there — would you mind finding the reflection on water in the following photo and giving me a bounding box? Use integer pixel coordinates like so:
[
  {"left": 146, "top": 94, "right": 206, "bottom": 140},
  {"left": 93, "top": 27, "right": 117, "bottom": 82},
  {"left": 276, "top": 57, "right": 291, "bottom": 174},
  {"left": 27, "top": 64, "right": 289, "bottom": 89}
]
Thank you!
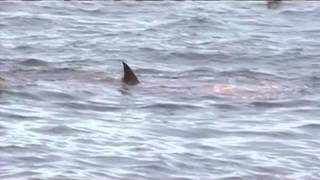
[{"left": 0, "top": 1, "right": 320, "bottom": 180}]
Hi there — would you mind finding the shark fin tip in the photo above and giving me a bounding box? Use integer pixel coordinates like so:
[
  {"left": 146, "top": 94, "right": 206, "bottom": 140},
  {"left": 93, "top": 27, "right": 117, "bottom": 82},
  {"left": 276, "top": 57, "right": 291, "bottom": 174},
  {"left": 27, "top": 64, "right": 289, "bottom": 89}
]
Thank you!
[{"left": 122, "top": 61, "right": 139, "bottom": 85}]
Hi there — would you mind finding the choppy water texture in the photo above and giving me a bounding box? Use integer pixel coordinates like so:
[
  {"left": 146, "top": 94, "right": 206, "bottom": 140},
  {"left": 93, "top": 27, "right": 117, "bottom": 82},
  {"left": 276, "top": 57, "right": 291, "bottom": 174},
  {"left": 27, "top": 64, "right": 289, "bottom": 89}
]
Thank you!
[{"left": 0, "top": 1, "right": 320, "bottom": 180}]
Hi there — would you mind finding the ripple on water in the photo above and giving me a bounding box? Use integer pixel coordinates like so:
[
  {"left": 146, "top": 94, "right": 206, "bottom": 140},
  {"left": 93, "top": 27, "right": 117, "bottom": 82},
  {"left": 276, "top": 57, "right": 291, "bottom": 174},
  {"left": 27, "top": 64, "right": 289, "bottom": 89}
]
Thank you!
[
  {"left": 139, "top": 102, "right": 203, "bottom": 109},
  {"left": 295, "top": 123, "right": 320, "bottom": 137},
  {"left": 0, "top": 145, "right": 32, "bottom": 154},
  {"left": 251, "top": 99, "right": 316, "bottom": 109},
  {"left": 32, "top": 125, "right": 89, "bottom": 136},
  {"left": 4, "top": 90, "right": 43, "bottom": 101},
  {"left": 54, "top": 101, "right": 122, "bottom": 112},
  {"left": 0, "top": 1, "right": 320, "bottom": 180},
  {"left": 38, "top": 89, "right": 77, "bottom": 101},
  {"left": 0, "top": 110, "right": 41, "bottom": 121},
  {"left": 297, "top": 123, "right": 320, "bottom": 130}
]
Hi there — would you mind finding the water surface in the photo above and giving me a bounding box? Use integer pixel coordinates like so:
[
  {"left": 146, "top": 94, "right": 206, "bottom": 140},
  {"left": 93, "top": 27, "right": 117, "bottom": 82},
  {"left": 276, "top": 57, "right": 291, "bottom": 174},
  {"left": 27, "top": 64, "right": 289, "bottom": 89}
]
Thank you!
[{"left": 0, "top": 1, "right": 320, "bottom": 180}]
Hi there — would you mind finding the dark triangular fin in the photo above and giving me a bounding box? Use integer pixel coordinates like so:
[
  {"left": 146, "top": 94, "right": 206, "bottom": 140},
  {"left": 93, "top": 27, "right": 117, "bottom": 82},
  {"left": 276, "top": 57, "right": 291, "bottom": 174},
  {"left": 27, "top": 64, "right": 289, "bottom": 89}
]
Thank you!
[{"left": 122, "top": 62, "right": 139, "bottom": 85}]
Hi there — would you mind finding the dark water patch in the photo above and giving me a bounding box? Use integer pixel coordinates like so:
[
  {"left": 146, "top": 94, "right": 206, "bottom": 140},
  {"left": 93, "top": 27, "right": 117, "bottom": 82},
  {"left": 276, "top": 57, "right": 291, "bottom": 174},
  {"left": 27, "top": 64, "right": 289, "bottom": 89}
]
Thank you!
[
  {"left": 300, "top": 76, "right": 320, "bottom": 89},
  {"left": 137, "top": 102, "right": 204, "bottom": 113},
  {"left": 281, "top": 8, "right": 318, "bottom": 16},
  {"left": 3, "top": 90, "right": 43, "bottom": 101},
  {"left": 0, "top": 145, "right": 30, "bottom": 154},
  {"left": 55, "top": 101, "right": 121, "bottom": 112},
  {"left": 5, "top": 15, "right": 55, "bottom": 29},
  {"left": 217, "top": 129, "right": 306, "bottom": 140},
  {"left": 296, "top": 124, "right": 320, "bottom": 136},
  {"left": 213, "top": 103, "right": 242, "bottom": 111},
  {"left": 33, "top": 125, "right": 89, "bottom": 136},
  {"left": 267, "top": 130, "right": 308, "bottom": 139},
  {"left": 18, "top": 156, "right": 50, "bottom": 164},
  {"left": 12, "top": 45, "right": 37, "bottom": 53},
  {"left": 138, "top": 47, "right": 166, "bottom": 53},
  {"left": 199, "top": 95, "right": 226, "bottom": 101},
  {"left": 158, "top": 15, "right": 217, "bottom": 30},
  {"left": 18, "top": 67, "right": 86, "bottom": 82},
  {"left": 251, "top": 99, "right": 316, "bottom": 109},
  {"left": 297, "top": 123, "right": 320, "bottom": 130},
  {"left": 19, "top": 59, "right": 48, "bottom": 67},
  {"left": 0, "top": 110, "right": 41, "bottom": 121},
  {"left": 38, "top": 67, "right": 77, "bottom": 74}
]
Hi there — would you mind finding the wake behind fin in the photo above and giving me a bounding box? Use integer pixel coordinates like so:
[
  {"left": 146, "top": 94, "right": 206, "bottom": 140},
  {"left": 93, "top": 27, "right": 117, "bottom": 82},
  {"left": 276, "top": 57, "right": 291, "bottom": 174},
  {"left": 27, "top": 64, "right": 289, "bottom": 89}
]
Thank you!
[{"left": 122, "top": 62, "right": 139, "bottom": 85}]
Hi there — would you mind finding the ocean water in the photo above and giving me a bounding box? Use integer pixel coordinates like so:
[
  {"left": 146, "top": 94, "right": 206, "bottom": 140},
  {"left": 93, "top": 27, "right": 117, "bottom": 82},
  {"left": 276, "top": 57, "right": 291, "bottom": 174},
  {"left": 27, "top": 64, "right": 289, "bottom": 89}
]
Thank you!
[{"left": 0, "top": 1, "right": 320, "bottom": 180}]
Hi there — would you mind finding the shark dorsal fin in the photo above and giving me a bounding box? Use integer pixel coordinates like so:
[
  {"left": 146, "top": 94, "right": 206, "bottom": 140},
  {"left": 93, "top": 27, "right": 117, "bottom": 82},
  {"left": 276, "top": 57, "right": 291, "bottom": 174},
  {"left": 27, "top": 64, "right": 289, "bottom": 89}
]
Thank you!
[{"left": 122, "top": 62, "right": 139, "bottom": 85}]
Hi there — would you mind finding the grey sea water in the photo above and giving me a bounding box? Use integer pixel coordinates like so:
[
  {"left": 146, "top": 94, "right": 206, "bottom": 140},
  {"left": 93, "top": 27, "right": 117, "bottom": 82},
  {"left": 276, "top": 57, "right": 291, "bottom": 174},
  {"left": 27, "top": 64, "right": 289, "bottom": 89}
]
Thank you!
[{"left": 0, "top": 1, "right": 320, "bottom": 180}]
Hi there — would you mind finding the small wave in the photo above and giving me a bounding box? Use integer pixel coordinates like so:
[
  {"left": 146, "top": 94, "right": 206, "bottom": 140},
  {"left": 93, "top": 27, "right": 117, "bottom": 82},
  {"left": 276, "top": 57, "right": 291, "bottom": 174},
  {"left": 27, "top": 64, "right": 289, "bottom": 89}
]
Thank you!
[
  {"left": 12, "top": 45, "right": 34, "bottom": 51},
  {"left": 157, "top": 15, "right": 219, "bottom": 29},
  {"left": 296, "top": 123, "right": 320, "bottom": 130},
  {"left": 33, "top": 125, "right": 89, "bottom": 135},
  {"left": 34, "top": 67, "right": 81, "bottom": 76},
  {"left": 136, "top": 68, "right": 167, "bottom": 75},
  {"left": 18, "top": 156, "right": 48, "bottom": 164},
  {"left": 4, "top": 90, "right": 42, "bottom": 101},
  {"left": 251, "top": 99, "right": 315, "bottom": 108},
  {"left": 0, "top": 110, "right": 41, "bottom": 121},
  {"left": 38, "top": 90, "right": 77, "bottom": 101},
  {"left": 213, "top": 103, "right": 240, "bottom": 110},
  {"left": 138, "top": 102, "right": 203, "bottom": 111},
  {"left": 251, "top": 101, "right": 286, "bottom": 108},
  {"left": 55, "top": 101, "right": 121, "bottom": 112},
  {"left": 178, "top": 67, "right": 214, "bottom": 75},
  {"left": 281, "top": 9, "right": 316, "bottom": 16},
  {"left": 295, "top": 122, "right": 320, "bottom": 138},
  {"left": 19, "top": 59, "right": 48, "bottom": 67},
  {"left": 0, "top": 145, "right": 28, "bottom": 153},
  {"left": 300, "top": 76, "right": 320, "bottom": 88},
  {"left": 5, "top": 15, "right": 54, "bottom": 27}
]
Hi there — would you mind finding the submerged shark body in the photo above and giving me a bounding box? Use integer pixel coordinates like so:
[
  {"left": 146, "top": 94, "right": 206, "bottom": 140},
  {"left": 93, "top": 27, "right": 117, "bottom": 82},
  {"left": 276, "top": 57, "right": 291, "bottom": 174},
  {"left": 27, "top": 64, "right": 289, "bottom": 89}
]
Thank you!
[
  {"left": 0, "top": 61, "right": 281, "bottom": 99},
  {"left": 121, "top": 62, "right": 281, "bottom": 97}
]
